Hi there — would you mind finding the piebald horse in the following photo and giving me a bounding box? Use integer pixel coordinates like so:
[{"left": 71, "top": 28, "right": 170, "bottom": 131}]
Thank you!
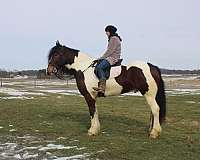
[{"left": 47, "top": 41, "right": 166, "bottom": 139}]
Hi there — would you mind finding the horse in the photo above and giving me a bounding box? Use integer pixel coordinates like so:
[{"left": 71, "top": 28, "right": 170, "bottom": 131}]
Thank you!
[{"left": 47, "top": 41, "right": 166, "bottom": 139}]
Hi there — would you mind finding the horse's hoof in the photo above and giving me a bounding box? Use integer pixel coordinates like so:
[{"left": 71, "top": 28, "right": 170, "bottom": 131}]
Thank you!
[
  {"left": 149, "top": 133, "right": 158, "bottom": 139},
  {"left": 88, "top": 128, "right": 100, "bottom": 136},
  {"left": 149, "top": 129, "right": 160, "bottom": 139},
  {"left": 88, "top": 131, "right": 98, "bottom": 136},
  {"left": 88, "top": 132, "right": 95, "bottom": 136}
]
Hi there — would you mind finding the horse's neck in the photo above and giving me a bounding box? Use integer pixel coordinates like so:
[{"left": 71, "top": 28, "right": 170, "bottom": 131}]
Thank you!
[{"left": 66, "top": 52, "right": 94, "bottom": 71}]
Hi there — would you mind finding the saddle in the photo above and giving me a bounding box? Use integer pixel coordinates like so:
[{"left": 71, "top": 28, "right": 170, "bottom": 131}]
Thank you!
[
  {"left": 94, "top": 59, "right": 123, "bottom": 79},
  {"left": 111, "top": 59, "right": 123, "bottom": 67}
]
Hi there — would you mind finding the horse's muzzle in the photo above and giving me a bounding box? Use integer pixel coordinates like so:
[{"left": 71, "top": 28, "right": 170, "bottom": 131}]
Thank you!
[{"left": 47, "top": 64, "right": 57, "bottom": 76}]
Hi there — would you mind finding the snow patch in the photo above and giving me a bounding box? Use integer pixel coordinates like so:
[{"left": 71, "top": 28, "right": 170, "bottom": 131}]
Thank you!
[
  {"left": 9, "top": 129, "right": 17, "bottom": 132},
  {"left": 1, "top": 96, "right": 34, "bottom": 100},
  {"left": 166, "top": 89, "right": 200, "bottom": 95},
  {"left": 53, "top": 153, "right": 90, "bottom": 160},
  {"left": 122, "top": 92, "right": 142, "bottom": 96},
  {"left": 0, "top": 87, "right": 45, "bottom": 96},
  {"left": 39, "top": 144, "right": 77, "bottom": 151},
  {"left": 185, "top": 101, "right": 196, "bottom": 104}
]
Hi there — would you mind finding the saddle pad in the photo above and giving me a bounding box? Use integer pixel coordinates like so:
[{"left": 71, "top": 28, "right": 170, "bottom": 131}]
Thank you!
[{"left": 109, "top": 66, "right": 121, "bottom": 78}]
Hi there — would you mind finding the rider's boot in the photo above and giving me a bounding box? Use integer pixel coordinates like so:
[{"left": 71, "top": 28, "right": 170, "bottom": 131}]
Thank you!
[{"left": 93, "top": 79, "right": 106, "bottom": 94}]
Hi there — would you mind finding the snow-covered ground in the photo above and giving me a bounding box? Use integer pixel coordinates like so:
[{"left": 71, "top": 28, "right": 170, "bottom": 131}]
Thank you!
[
  {"left": 2, "top": 79, "right": 75, "bottom": 86},
  {"left": 0, "top": 76, "right": 200, "bottom": 99},
  {"left": 0, "top": 135, "right": 91, "bottom": 160},
  {"left": 0, "top": 88, "right": 45, "bottom": 96},
  {"left": 163, "top": 74, "right": 199, "bottom": 81}
]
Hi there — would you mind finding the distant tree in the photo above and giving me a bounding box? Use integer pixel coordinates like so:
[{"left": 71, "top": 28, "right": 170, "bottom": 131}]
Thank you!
[{"left": 37, "top": 69, "right": 47, "bottom": 79}]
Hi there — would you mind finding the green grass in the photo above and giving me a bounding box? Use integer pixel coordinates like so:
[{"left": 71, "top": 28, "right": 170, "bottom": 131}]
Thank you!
[
  {"left": 0, "top": 93, "right": 7, "bottom": 97},
  {"left": 0, "top": 94, "right": 199, "bottom": 160}
]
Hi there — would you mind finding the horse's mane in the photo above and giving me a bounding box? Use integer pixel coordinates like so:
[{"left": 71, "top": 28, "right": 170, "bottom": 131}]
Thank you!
[
  {"left": 48, "top": 45, "right": 79, "bottom": 61},
  {"left": 64, "top": 46, "right": 80, "bottom": 54}
]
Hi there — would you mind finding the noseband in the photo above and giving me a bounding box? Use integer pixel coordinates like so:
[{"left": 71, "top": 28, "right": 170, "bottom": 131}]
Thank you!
[{"left": 52, "top": 67, "right": 58, "bottom": 74}]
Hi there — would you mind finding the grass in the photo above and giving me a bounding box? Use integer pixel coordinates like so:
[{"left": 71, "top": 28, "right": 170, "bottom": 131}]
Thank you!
[{"left": 0, "top": 94, "right": 200, "bottom": 159}]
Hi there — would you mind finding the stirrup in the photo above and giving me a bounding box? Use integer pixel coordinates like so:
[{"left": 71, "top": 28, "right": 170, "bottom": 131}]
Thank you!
[
  {"left": 92, "top": 86, "right": 101, "bottom": 91},
  {"left": 92, "top": 87, "right": 105, "bottom": 93}
]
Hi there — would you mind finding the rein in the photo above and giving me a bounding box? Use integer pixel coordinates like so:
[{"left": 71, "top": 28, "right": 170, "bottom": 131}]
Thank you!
[
  {"left": 51, "top": 62, "right": 94, "bottom": 80},
  {"left": 82, "top": 60, "right": 99, "bottom": 73},
  {"left": 49, "top": 59, "right": 97, "bottom": 80},
  {"left": 82, "top": 62, "right": 96, "bottom": 73},
  {"left": 55, "top": 67, "right": 65, "bottom": 80}
]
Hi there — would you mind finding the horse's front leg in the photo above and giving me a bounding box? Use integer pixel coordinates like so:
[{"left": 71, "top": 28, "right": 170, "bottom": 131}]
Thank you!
[{"left": 84, "top": 94, "right": 100, "bottom": 136}]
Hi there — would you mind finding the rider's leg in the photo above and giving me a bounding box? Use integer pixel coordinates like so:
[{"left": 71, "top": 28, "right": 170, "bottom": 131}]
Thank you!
[{"left": 93, "top": 59, "right": 111, "bottom": 93}]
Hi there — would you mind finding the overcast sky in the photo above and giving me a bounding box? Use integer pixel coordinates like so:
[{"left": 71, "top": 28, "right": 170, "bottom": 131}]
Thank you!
[{"left": 0, "top": 0, "right": 199, "bottom": 70}]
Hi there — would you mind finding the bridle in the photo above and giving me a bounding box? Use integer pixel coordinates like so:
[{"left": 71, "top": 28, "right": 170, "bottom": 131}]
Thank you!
[{"left": 48, "top": 56, "right": 64, "bottom": 79}]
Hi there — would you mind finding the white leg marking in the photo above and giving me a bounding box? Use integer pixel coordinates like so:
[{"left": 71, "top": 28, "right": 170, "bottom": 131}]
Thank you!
[
  {"left": 88, "top": 108, "right": 100, "bottom": 136},
  {"left": 145, "top": 95, "right": 161, "bottom": 138}
]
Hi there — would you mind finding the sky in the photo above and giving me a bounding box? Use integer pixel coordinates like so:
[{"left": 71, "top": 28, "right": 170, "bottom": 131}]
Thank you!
[{"left": 0, "top": 0, "right": 199, "bottom": 70}]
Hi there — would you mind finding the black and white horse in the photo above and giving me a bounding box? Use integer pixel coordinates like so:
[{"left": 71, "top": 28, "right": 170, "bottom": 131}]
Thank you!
[{"left": 47, "top": 41, "right": 166, "bottom": 139}]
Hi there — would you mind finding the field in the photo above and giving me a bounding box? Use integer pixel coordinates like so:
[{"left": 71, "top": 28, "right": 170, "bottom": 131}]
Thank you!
[{"left": 0, "top": 76, "right": 200, "bottom": 160}]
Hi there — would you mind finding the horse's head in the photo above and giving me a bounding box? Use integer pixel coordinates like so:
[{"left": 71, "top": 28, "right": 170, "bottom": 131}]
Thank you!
[
  {"left": 47, "top": 41, "right": 79, "bottom": 78},
  {"left": 47, "top": 41, "right": 65, "bottom": 76}
]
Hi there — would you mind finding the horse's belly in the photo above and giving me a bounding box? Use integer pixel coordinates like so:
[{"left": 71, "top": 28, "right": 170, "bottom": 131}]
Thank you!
[{"left": 104, "top": 78, "right": 123, "bottom": 96}]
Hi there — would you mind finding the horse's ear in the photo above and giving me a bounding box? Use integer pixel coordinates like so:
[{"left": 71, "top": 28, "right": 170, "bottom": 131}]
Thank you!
[{"left": 56, "top": 40, "right": 62, "bottom": 47}]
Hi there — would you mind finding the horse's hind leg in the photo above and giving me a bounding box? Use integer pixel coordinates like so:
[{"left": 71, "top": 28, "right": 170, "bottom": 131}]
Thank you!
[
  {"left": 145, "top": 95, "right": 161, "bottom": 139},
  {"left": 84, "top": 93, "right": 100, "bottom": 136}
]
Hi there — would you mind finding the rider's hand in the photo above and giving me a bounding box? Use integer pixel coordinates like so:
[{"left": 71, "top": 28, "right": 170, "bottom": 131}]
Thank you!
[{"left": 92, "top": 59, "right": 99, "bottom": 65}]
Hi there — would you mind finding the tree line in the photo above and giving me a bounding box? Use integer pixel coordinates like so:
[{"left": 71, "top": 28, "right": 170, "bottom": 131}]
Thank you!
[
  {"left": 0, "top": 68, "right": 200, "bottom": 79},
  {"left": 0, "top": 69, "right": 73, "bottom": 79},
  {"left": 161, "top": 69, "right": 200, "bottom": 75}
]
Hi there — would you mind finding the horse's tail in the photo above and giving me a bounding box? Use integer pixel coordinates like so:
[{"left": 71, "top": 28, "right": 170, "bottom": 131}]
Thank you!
[
  {"left": 148, "top": 63, "right": 166, "bottom": 124},
  {"left": 156, "top": 72, "right": 166, "bottom": 124}
]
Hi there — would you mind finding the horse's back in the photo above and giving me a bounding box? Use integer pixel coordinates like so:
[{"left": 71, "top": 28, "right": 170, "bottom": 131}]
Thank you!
[{"left": 126, "top": 61, "right": 148, "bottom": 69}]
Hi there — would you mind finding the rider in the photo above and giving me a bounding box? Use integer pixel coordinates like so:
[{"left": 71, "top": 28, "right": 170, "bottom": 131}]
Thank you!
[{"left": 93, "top": 25, "right": 122, "bottom": 93}]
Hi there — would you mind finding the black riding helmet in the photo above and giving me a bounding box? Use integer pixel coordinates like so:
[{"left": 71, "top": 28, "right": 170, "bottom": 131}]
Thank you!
[{"left": 105, "top": 25, "right": 117, "bottom": 35}]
